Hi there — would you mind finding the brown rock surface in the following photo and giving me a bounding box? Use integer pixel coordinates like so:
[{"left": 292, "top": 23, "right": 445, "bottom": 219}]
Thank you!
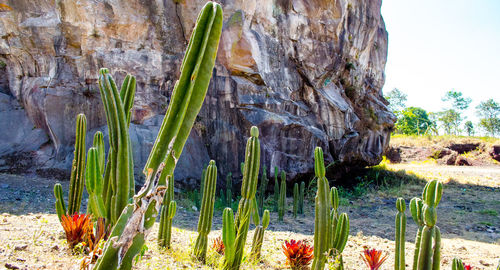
[{"left": 0, "top": 0, "right": 393, "bottom": 182}]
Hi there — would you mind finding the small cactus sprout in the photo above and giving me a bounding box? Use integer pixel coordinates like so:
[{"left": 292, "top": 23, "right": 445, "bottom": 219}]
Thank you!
[
  {"left": 395, "top": 198, "right": 406, "bottom": 270},
  {"left": 250, "top": 209, "right": 270, "bottom": 261},
  {"left": 361, "top": 248, "right": 388, "bottom": 270},
  {"left": 293, "top": 183, "right": 299, "bottom": 218},
  {"left": 282, "top": 239, "right": 314, "bottom": 270},
  {"left": 54, "top": 184, "right": 67, "bottom": 221}
]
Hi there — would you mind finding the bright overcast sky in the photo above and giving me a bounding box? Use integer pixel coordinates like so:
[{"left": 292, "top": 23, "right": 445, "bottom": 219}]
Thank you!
[{"left": 381, "top": 0, "right": 500, "bottom": 123}]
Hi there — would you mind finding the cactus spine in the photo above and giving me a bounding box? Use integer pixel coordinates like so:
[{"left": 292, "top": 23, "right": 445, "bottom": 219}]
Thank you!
[
  {"left": 226, "top": 172, "right": 232, "bottom": 207},
  {"left": 298, "top": 181, "right": 305, "bottom": 214},
  {"left": 258, "top": 165, "right": 268, "bottom": 217},
  {"left": 222, "top": 126, "right": 260, "bottom": 270},
  {"left": 67, "top": 113, "right": 87, "bottom": 215},
  {"left": 293, "top": 183, "right": 299, "bottom": 218},
  {"left": 54, "top": 184, "right": 66, "bottom": 221},
  {"left": 451, "top": 258, "right": 464, "bottom": 270},
  {"left": 311, "top": 147, "right": 330, "bottom": 270},
  {"left": 415, "top": 180, "right": 442, "bottom": 270},
  {"left": 250, "top": 209, "right": 270, "bottom": 261},
  {"left": 278, "top": 171, "right": 286, "bottom": 221},
  {"left": 395, "top": 198, "right": 406, "bottom": 270},
  {"left": 273, "top": 166, "right": 279, "bottom": 212},
  {"left": 193, "top": 161, "right": 218, "bottom": 261},
  {"left": 85, "top": 147, "right": 106, "bottom": 218},
  {"left": 158, "top": 175, "right": 176, "bottom": 248}
]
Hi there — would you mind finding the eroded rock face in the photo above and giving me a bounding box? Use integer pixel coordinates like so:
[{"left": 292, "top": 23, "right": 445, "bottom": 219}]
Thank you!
[{"left": 0, "top": 0, "right": 393, "bottom": 182}]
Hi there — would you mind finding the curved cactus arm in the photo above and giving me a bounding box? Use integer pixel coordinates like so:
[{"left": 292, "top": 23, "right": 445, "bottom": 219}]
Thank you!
[
  {"left": 67, "top": 113, "right": 87, "bottom": 215},
  {"left": 85, "top": 147, "right": 106, "bottom": 218},
  {"left": 143, "top": 2, "right": 223, "bottom": 186},
  {"left": 54, "top": 183, "right": 67, "bottom": 220}
]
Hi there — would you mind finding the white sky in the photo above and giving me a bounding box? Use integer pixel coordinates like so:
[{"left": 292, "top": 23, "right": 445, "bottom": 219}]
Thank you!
[{"left": 381, "top": 0, "right": 500, "bottom": 124}]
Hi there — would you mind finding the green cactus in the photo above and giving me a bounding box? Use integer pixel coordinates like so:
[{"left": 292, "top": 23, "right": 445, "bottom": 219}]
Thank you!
[
  {"left": 410, "top": 197, "right": 424, "bottom": 270},
  {"left": 98, "top": 69, "right": 135, "bottom": 225},
  {"left": 395, "top": 197, "right": 406, "bottom": 270},
  {"left": 67, "top": 113, "right": 87, "bottom": 215},
  {"left": 311, "top": 147, "right": 331, "bottom": 270},
  {"left": 451, "top": 258, "right": 464, "bottom": 270},
  {"left": 193, "top": 160, "right": 218, "bottom": 262},
  {"left": 85, "top": 147, "right": 106, "bottom": 218},
  {"left": 298, "top": 181, "right": 305, "bottom": 214},
  {"left": 200, "top": 167, "right": 206, "bottom": 197},
  {"left": 158, "top": 175, "right": 175, "bottom": 248},
  {"left": 258, "top": 165, "right": 268, "bottom": 217},
  {"left": 331, "top": 212, "right": 349, "bottom": 254},
  {"left": 250, "top": 209, "right": 270, "bottom": 261},
  {"left": 329, "top": 186, "right": 340, "bottom": 249},
  {"left": 293, "top": 183, "right": 299, "bottom": 218},
  {"left": 226, "top": 172, "right": 232, "bottom": 207},
  {"left": 273, "top": 166, "right": 279, "bottom": 212},
  {"left": 53, "top": 184, "right": 66, "bottom": 221},
  {"left": 278, "top": 171, "right": 286, "bottom": 221},
  {"left": 415, "top": 180, "right": 442, "bottom": 270},
  {"left": 222, "top": 208, "right": 236, "bottom": 267},
  {"left": 222, "top": 126, "right": 260, "bottom": 270},
  {"left": 240, "top": 162, "right": 245, "bottom": 175},
  {"left": 93, "top": 131, "right": 105, "bottom": 176}
]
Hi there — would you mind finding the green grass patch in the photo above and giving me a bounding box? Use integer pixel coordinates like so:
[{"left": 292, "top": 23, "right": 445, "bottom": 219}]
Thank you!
[{"left": 476, "top": 209, "right": 498, "bottom": 216}]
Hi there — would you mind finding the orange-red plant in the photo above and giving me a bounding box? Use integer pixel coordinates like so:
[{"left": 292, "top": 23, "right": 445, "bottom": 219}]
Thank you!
[
  {"left": 361, "top": 248, "right": 388, "bottom": 270},
  {"left": 60, "top": 214, "right": 93, "bottom": 249},
  {"left": 282, "top": 240, "right": 314, "bottom": 270},
  {"left": 463, "top": 264, "right": 472, "bottom": 270},
  {"left": 212, "top": 236, "right": 225, "bottom": 255}
]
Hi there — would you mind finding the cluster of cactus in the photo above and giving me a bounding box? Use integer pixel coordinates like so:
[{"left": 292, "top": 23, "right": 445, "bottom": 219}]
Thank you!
[
  {"left": 250, "top": 199, "right": 270, "bottom": 261},
  {"left": 193, "top": 161, "right": 217, "bottom": 261},
  {"left": 257, "top": 165, "right": 269, "bottom": 217},
  {"left": 278, "top": 171, "right": 286, "bottom": 221},
  {"left": 222, "top": 126, "right": 260, "bottom": 270},
  {"left": 311, "top": 147, "right": 349, "bottom": 270},
  {"left": 54, "top": 113, "right": 87, "bottom": 221},
  {"left": 395, "top": 197, "right": 406, "bottom": 270},
  {"left": 93, "top": 2, "right": 223, "bottom": 269},
  {"left": 409, "top": 180, "right": 442, "bottom": 270}
]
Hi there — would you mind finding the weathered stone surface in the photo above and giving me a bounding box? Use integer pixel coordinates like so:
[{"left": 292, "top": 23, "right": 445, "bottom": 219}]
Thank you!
[{"left": 0, "top": 0, "right": 393, "bottom": 183}]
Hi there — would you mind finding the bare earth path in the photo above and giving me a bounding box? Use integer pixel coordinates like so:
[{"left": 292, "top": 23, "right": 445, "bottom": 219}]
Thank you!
[{"left": 0, "top": 163, "right": 499, "bottom": 269}]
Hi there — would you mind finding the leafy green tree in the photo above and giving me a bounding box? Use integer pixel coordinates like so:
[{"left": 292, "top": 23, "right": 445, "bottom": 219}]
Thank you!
[
  {"left": 438, "top": 109, "right": 461, "bottom": 135},
  {"left": 442, "top": 90, "right": 472, "bottom": 111},
  {"left": 395, "top": 107, "right": 433, "bottom": 135},
  {"left": 384, "top": 88, "right": 407, "bottom": 115},
  {"left": 464, "top": 121, "right": 474, "bottom": 136},
  {"left": 476, "top": 99, "right": 500, "bottom": 137}
]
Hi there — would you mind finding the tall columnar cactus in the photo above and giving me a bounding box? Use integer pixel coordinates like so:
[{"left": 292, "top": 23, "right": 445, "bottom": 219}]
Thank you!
[
  {"left": 85, "top": 147, "right": 106, "bottom": 218},
  {"left": 416, "top": 180, "right": 442, "bottom": 270},
  {"left": 98, "top": 68, "right": 135, "bottom": 225},
  {"left": 258, "top": 165, "right": 268, "bottom": 217},
  {"left": 67, "top": 113, "right": 87, "bottom": 215},
  {"left": 54, "top": 184, "right": 66, "bottom": 221},
  {"left": 331, "top": 213, "right": 349, "bottom": 260},
  {"left": 293, "top": 183, "right": 299, "bottom": 218},
  {"left": 311, "top": 147, "right": 331, "bottom": 270},
  {"left": 298, "top": 181, "right": 305, "bottom": 214},
  {"left": 200, "top": 167, "right": 207, "bottom": 197},
  {"left": 226, "top": 172, "right": 232, "bottom": 207},
  {"left": 222, "top": 208, "right": 236, "bottom": 267},
  {"left": 93, "top": 131, "right": 105, "bottom": 176},
  {"left": 193, "top": 161, "right": 218, "bottom": 262},
  {"left": 158, "top": 175, "right": 176, "bottom": 248},
  {"left": 222, "top": 126, "right": 260, "bottom": 270},
  {"left": 395, "top": 198, "right": 406, "bottom": 270},
  {"left": 250, "top": 209, "right": 270, "bottom": 261},
  {"left": 329, "top": 186, "right": 340, "bottom": 249},
  {"left": 273, "top": 166, "right": 279, "bottom": 212},
  {"left": 278, "top": 171, "right": 286, "bottom": 221},
  {"left": 410, "top": 197, "right": 425, "bottom": 270},
  {"left": 451, "top": 258, "right": 465, "bottom": 270}
]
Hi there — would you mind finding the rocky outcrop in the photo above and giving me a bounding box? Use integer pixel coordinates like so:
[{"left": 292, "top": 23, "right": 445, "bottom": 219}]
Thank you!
[{"left": 0, "top": 0, "right": 393, "bottom": 183}]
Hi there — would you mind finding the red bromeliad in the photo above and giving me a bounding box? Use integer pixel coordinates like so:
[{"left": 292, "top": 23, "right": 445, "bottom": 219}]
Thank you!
[
  {"left": 463, "top": 264, "right": 472, "bottom": 270},
  {"left": 60, "top": 214, "right": 93, "bottom": 249},
  {"left": 282, "top": 239, "right": 314, "bottom": 270},
  {"left": 361, "top": 248, "right": 388, "bottom": 270},
  {"left": 212, "top": 236, "right": 225, "bottom": 255}
]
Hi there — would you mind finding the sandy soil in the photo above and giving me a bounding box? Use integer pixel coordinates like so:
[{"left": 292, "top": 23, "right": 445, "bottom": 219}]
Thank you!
[{"left": 0, "top": 164, "right": 499, "bottom": 269}]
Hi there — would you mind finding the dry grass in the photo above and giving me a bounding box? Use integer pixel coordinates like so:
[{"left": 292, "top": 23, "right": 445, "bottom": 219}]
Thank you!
[{"left": 389, "top": 134, "right": 500, "bottom": 148}]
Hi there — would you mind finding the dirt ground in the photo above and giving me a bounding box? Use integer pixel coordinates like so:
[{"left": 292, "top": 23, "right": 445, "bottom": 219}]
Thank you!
[{"left": 0, "top": 163, "right": 499, "bottom": 269}]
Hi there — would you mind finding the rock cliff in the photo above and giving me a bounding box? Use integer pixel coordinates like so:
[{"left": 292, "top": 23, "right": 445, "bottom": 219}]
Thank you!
[{"left": 0, "top": 0, "right": 394, "bottom": 184}]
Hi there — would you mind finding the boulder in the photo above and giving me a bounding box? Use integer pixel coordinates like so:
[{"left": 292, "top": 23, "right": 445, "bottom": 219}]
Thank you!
[{"left": 490, "top": 145, "right": 500, "bottom": 162}]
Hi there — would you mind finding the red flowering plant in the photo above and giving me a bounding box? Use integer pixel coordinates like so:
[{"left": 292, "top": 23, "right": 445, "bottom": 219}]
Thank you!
[
  {"left": 60, "top": 213, "right": 93, "bottom": 249},
  {"left": 282, "top": 239, "right": 314, "bottom": 270},
  {"left": 361, "top": 248, "right": 388, "bottom": 270},
  {"left": 212, "top": 236, "right": 225, "bottom": 255}
]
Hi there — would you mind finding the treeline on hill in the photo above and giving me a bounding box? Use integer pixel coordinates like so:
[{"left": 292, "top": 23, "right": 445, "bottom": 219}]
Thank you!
[{"left": 384, "top": 88, "right": 500, "bottom": 137}]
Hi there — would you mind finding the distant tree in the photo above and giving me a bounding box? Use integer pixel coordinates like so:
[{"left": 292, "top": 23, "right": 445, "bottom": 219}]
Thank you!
[
  {"left": 395, "top": 107, "right": 433, "bottom": 135},
  {"left": 438, "top": 109, "right": 461, "bottom": 135},
  {"left": 476, "top": 99, "right": 500, "bottom": 137},
  {"left": 464, "top": 121, "right": 474, "bottom": 136},
  {"left": 384, "top": 88, "right": 407, "bottom": 115},
  {"left": 442, "top": 90, "right": 472, "bottom": 111}
]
